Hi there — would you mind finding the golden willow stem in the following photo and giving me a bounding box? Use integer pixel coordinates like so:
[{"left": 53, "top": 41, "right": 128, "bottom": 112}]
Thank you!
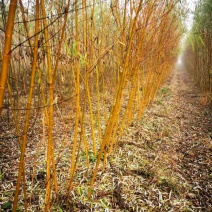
[
  {"left": 96, "top": 67, "right": 102, "bottom": 143},
  {"left": 53, "top": 0, "right": 71, "bottom": 82},
  {"left": 82, "top": 0, "right": 90, "bottom": 167},
  {"left": 68, "top": 0, "right": 81, "bottom": 192},
  {"left": 13, "top": 0, "right": 39, "bottom": 211},
  {"left": 0, "top": 0, "right": 18, "bottom": 116},
  {"left": 86, "top": 0, "right": 97, "bottom": 156},
  {"left": 40, "top": 0, "right": 58, "bottom": 210}
]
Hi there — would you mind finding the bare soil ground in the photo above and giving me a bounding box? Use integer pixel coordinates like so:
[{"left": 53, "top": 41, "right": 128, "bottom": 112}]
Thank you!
[{"left": 0, "top": 69, "right": 211, "bottom": 211}]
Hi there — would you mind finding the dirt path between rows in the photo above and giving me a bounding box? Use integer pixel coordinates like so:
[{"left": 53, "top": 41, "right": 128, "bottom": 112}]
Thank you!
[{"left": 162, "top": 69, "right": 212, "bottom": 209}]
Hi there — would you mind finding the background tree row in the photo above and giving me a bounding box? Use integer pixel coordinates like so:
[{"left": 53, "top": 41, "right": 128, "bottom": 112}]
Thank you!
[{"left": 183, "top": 0, "right": 212, "bottom": 100}]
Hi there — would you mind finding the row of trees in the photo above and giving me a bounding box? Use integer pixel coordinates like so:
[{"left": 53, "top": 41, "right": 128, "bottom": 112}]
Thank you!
[
  {"left": 183, "top": 0, "right": 212, "bottom": 99},
  {"left": 0, "top": 0, "right": 184, "bottom": 210}
]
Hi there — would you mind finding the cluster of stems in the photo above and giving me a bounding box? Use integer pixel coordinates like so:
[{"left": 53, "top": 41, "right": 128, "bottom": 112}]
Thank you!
[{"left": 0, "top": 0, "right": 183, "bottom": 210}]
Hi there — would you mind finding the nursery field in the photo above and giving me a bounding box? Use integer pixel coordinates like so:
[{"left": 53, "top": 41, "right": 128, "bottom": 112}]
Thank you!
[{"left": 0, "top": 0, "right": 211, "bottom": 211}]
